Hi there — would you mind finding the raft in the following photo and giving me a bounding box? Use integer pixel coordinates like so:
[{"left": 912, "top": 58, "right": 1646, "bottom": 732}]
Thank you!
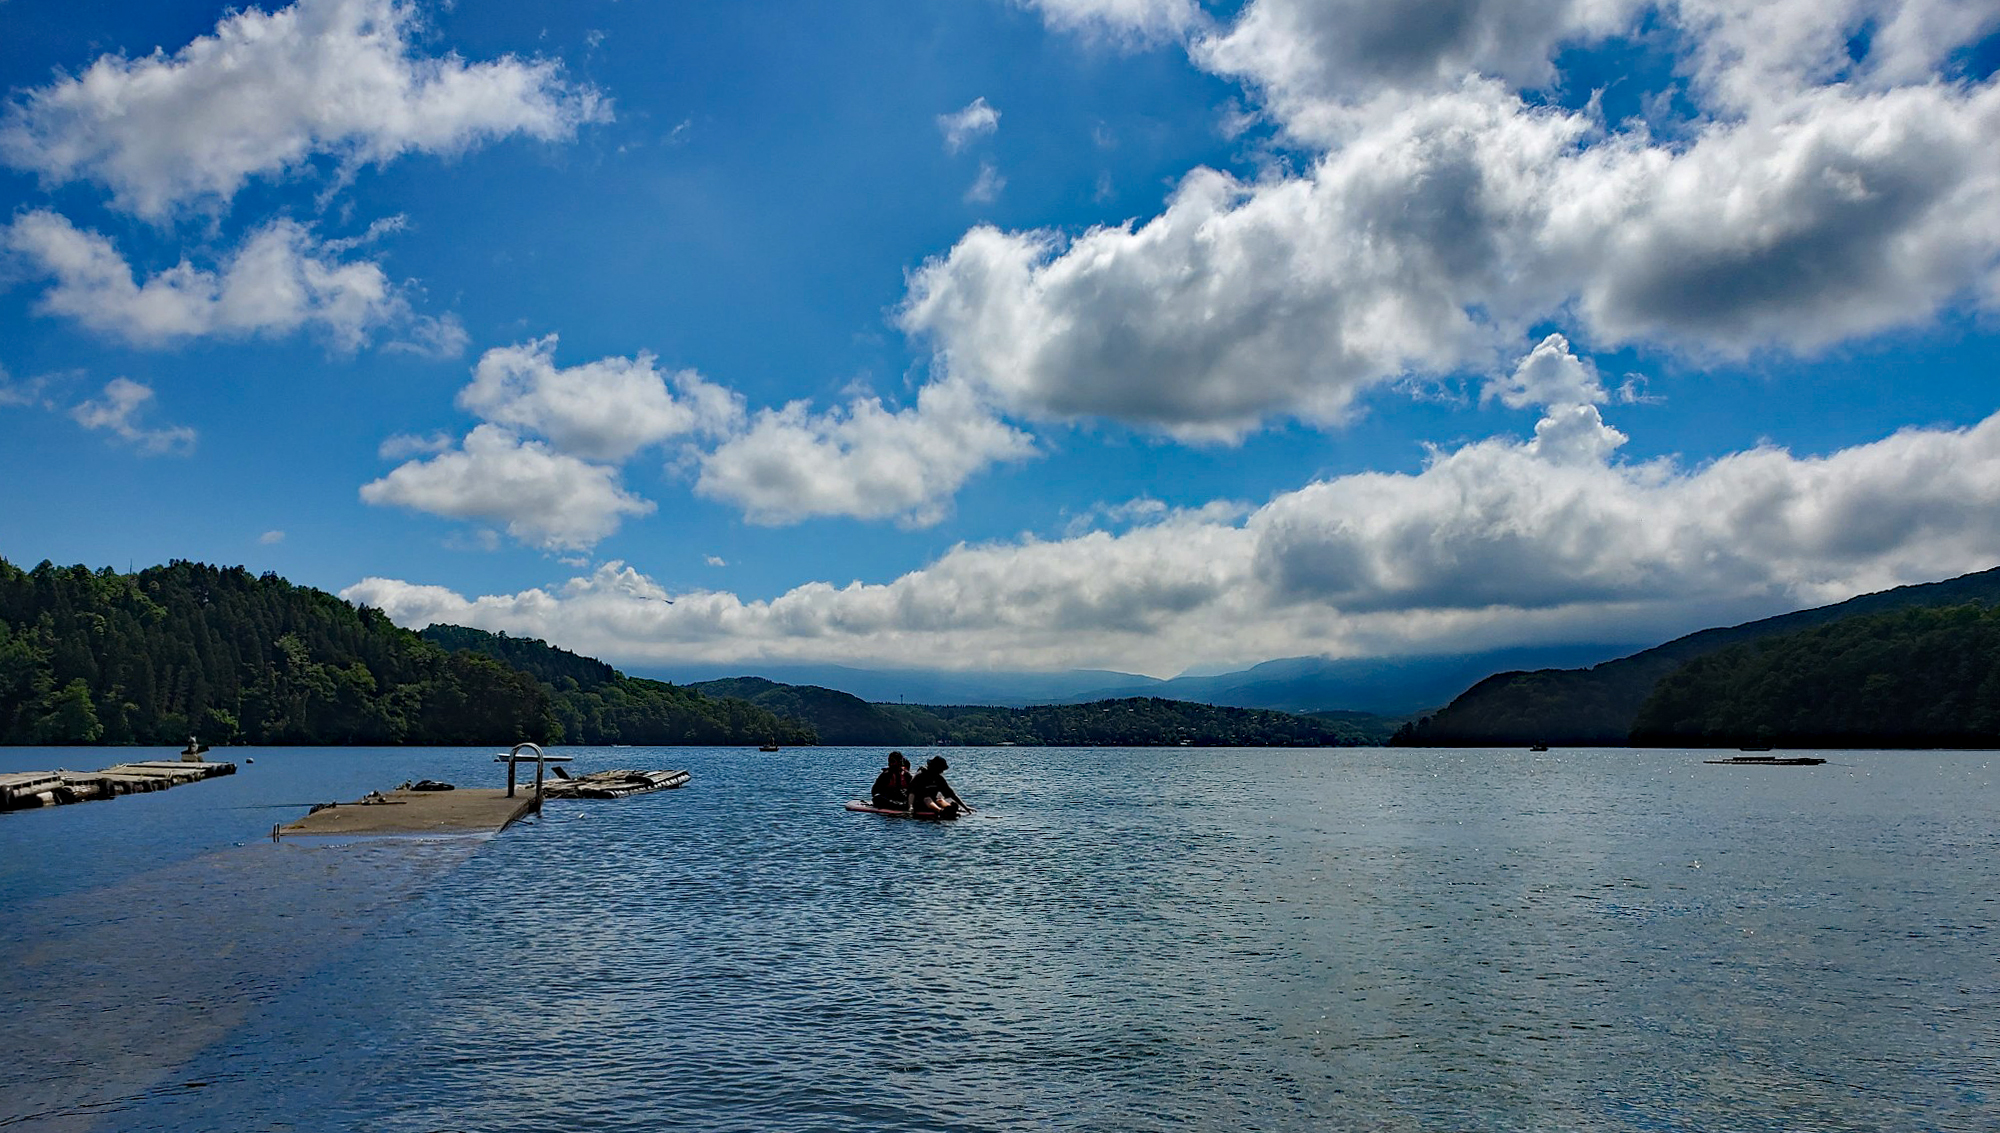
[{"left": 541, "top": 769, "right": 691, "bottom": 799}]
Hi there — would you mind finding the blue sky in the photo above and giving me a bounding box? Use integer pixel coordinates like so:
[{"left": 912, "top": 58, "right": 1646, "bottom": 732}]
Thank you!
[{"left": 3, "top": 0, "right": 1998, "bottom": 678}]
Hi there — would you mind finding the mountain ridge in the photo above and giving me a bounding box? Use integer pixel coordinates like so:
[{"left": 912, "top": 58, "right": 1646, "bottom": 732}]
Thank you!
[{"left": 1393, "top": 566, "right": 2000, "bottom": 746}]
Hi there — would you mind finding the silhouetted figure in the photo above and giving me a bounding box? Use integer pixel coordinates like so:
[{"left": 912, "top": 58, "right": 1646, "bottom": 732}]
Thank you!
[
  {"left": 909, "top": 755, "right": 965, "bottom": 817},
  {"left": 871, "top": 751, "right": 912, "bottom": 810}
]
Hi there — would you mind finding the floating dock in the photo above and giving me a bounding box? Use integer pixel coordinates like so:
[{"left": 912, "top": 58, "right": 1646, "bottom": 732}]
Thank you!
[
  {"left": 0, "top": 760, "right": 237, "bottom": 812},
  {"left": 541, "top": 768, "right": 690, "bottom": 799}
]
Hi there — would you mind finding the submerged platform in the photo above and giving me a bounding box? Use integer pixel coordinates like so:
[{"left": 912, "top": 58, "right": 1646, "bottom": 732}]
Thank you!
[{"left": 276, "top": 787, "right": 540, "bottom": 838}]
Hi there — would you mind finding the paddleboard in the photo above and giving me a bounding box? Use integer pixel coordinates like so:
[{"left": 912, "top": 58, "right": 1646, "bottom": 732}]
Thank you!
[{"left": 845, "top": 800, "right": 957, "bottom": 820}]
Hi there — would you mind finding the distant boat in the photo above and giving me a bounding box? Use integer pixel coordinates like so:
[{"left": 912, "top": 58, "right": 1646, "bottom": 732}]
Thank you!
[
  {"left": 1529, "top": 744, "right": 1549, "bottom": 752},
  {"left": 759, "top": 744, "right": 780, "bottom": 752}
]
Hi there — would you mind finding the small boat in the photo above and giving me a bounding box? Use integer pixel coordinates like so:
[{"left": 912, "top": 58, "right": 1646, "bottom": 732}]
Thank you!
[
  {"left": 845, "top": 800, "right": 957, "bottom": 820},
  {"left": 1702, "top": 755, "right": 1826, "bottom": 766},
  {"left": 542, "top": 769, "right": 691, "bottom": 799},
  {"left": 759, "top": 743, "right": 781, "bottom": 752},
  {"left": 1529, "top": 744, "right": 1549, "bottom": 752}
]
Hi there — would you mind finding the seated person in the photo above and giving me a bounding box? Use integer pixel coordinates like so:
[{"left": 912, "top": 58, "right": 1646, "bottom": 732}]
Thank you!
[
  {"left": 909, "top": 755, "right": 966, "bottom": 816},
  {"left": 870, "top": 751, "right": 912, "bottom": 809}
]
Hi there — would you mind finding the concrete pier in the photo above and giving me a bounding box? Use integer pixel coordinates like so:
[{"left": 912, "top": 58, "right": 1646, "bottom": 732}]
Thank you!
[
  {"left": 1, "top": 759, "right": 236, "bottom": 811},
  {"left": 276, "top": 787, "right": 539, "bottom": 838}
]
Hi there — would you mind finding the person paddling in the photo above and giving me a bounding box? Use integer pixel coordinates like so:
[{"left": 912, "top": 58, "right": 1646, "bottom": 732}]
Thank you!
[
  {"left": 909, "top": 755, "right": 968, "bottom": 817},
  {"left": 870, "top": 751, "right": 913, "bottom": 810}
]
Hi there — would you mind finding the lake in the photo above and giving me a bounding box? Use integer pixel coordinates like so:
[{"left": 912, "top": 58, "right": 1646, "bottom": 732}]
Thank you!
[{"left": 2, "top": 745, "right": 1995, "bottom": 1131}]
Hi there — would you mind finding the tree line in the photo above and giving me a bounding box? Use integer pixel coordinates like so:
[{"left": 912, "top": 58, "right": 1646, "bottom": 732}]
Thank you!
[
  {"left": 1630, "top": 603, "right": 2000, "bottom": 747},
  {"left": 0, "top": 558, "right": 809, "bottom": 747}
]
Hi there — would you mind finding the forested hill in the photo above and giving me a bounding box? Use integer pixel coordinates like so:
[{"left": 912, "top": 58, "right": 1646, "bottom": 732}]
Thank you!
[
  {"left": 423, "top": 627, "right": 813, "bottom": 747},
  {"left": 691, "top": 675, "right": 1387, "bottom": 746},
  {"left": 1630, "top": 604, "right": 2000, "bottom": 748},
  {"left": 0, "top": 557, "right": 809, "bottom": 746},
  {"left": 881, "top": 699, "right": 1386, "bottom": 747},
  {"left": 1393, "top": 566, "right": 2000, "bottom": 747}
]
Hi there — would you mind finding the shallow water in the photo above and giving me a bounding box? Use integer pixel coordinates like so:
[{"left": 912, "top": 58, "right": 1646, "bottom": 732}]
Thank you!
[{"left": 2, "top": 746, "right": 1996, "bottom": 1131}]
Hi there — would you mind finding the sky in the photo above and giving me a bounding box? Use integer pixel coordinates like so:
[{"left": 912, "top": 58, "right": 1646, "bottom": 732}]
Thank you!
[{"left": 2, "top": 0, "right": 1998, "bottom": 680}]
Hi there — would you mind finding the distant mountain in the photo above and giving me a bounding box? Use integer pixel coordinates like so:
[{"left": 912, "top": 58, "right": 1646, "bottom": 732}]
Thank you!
[
  {"left": 1082, "top": 645, "right": 1649, "bottom": 715},
  {"left": 631, "top": 663, "right": 1161, "bottom": 707},
  {"left": 1394, "top": 566, "right": 2000, "bottom": 746},
  {"left": 636, "top": 642, "right": 1643, "bottom": 717}
]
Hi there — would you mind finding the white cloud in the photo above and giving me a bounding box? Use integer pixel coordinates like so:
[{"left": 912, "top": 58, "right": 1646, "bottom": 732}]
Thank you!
[
  {"left": 359, "top": 423, "right": 655, "bottom": 551},
  {"left": 694, "top": 377, "right": 1036, "bottom": 527},
  {"left": 1195, "top": 0, "right": 1643, "bottom": 138},
  {"left": 3, "top": 209, "right": 436, "bottom": 350},
  {"left": 457, "top": 336, "right": 743, "bottom": 462},
  {"left": 907, "top": 0, "right": 1983, "bottom": 455},
  {"left": 938, "top": 97, "right": 1001, "bottom": 154},
  {"left": 385, "top": 312, "right": 470, "bottom": 360},
  {"left": 70, "top": 378, "right": 196, "bottom": 455},
  {"left": 1485, "top": 332, "right": 1603, "bottom": 410},
  {"left": 1018, "top": 0, "right": 1208, "bottom": 46},
  {"left": 964, "top": 160, "right": 1007, "bottom": 204},
  {"left": 378, "top": 431, "right": 454, "bottom": 460},
  {"left": 705, "top": 555, "right": 728, "bottom": 567},
  {"left": 0, "top": 362, "right": 50, "bottom": 409},
  {"left": 259, "top": 530, "right": 286, "bottom": 544},
  {"left": 898, "top": 91, "right": 1573, "bottom": 441},
  {"left": 1549, "top": 80, "right": 2000, "bottom": 355},
  {"left": 0, "top": 0, "right": 608, "bottom": 219},
  {"left": 365, "top": 340, "right": 754, "bottom": 548},
  {"left": 344, "top": 393, "right": 2000, "bottom": 675},
  {"left": 901, "top": 68, "right": 2000, "bottom": 439}
]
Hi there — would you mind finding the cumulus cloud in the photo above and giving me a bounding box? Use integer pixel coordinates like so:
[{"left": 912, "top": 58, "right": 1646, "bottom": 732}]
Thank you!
[
  {"left": 901, "top": 71, "right": 2000, "bottom": 438},
  {"left": 938, "top": 97, "right": 1001, "bottom": 154},
  {"left": 70, "top": 378, "right": 196, "bottom": 455},
  {"left": 1196, "top": 0, "right": 1642, "bottom": 138},
  {"left": 694, "top": 377, "right": 1036, "bottom": 526},
  {"left": 1485, "top": 332, "right": 1603, "bottom": 410},
  {"left": 457, "top": 336, "right": 743, "bottom": 462},
  {"left": 922, "top": 0, "right": 1995, "bottom": 451},
  {"left": 899, "top": 90, "right": 1578, "bottom": 441},
  {"left": 364, "top": 338, "right": 756, "bottom": 549},
  {"left": 358, "top": 424, "right": 655, "bottom": 551},
  {"left": 343, "top": 396, "right": 2000, "bottom": 674},
  {"left": 3, "top": 209, "right": 437, "bottom": 350},
  {"left": 1018, "top": 0, "right": 1208, "bottom": 45},
  {"left": 0, "top": 0, "right": 608, "bottom": 219}
]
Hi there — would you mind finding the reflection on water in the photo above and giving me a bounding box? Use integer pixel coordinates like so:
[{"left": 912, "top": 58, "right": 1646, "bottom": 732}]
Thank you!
[{"left": 3, "top": 746, "right": 1996, "bottom": 1131}]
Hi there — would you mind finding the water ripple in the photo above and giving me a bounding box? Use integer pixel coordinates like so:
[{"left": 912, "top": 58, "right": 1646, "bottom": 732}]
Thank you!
[{"left": 3, "top": 746, "right": 1997, "bottom": 1131}]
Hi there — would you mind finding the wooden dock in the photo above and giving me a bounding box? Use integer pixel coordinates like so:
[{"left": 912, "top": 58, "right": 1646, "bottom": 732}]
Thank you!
[{"left": 0, "top": 760, "right": 236, "bottom": 812}]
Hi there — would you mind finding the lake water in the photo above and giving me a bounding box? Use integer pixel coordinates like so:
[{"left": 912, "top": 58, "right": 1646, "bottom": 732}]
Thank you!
[{"left": 2, "top": 745, "right": 1995, "bottom": 1132}]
